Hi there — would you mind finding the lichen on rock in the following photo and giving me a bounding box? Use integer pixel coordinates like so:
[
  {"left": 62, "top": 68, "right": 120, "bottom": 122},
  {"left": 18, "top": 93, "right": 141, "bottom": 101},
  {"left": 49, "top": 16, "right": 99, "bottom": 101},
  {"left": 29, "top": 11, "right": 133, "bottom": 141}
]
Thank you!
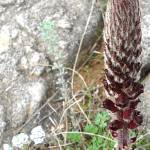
[{"left": 0, "top": 0, "right": 103, "bottom": 148}]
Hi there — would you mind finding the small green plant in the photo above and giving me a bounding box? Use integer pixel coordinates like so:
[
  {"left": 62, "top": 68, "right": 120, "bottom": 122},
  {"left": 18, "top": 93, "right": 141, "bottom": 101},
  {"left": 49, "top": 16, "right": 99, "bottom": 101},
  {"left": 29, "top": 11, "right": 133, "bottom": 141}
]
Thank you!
[
  {"left": 67, "top": 132, "right": 81, "bottom": 143},
  {"left": 40, "top": 20, "right": 59, "bottom": 52},
  {"left": 66, "top": 110, "right": 150, "bottom": 150},
  {"left": 134, "top": 130, "right": 150, "bottom": 150},
  {"left": 40, "top": 19, "right": 69, "bottom": 101},
  {"left": 84, "top": 112, "right": 114, "bottom": 150},
  {"left": 66, "top": 111, "right": 115, "bottom": 150}
]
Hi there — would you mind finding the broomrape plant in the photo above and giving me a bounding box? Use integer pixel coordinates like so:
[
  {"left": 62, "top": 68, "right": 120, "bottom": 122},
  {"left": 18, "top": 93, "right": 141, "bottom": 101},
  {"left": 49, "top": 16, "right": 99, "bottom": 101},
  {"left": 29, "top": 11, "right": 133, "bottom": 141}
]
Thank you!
[{"left": 103, "top": 0, "right": 143, "bottom": 149}]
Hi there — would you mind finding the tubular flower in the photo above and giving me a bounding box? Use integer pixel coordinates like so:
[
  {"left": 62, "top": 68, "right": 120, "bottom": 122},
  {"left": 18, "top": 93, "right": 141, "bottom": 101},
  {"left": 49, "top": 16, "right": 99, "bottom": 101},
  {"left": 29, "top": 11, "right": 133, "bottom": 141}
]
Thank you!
[
  {"left": 103, "top": 0, "right": 144, "bottom": 149},
  {"left": 103, "top": 99, "right": 119, "bottom": 112}
]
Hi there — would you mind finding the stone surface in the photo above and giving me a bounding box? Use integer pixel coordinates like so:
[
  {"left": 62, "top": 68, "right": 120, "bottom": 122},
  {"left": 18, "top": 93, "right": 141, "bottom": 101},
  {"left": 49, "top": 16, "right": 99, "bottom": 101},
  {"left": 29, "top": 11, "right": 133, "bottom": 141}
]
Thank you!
[
  {"left": 0, "top": 0, "right": 15, "bottom": 6},
  {"left": 140, "top": 73, "right": 150, "bottom": 128},
  {"left": 0, "top": 105, "right": 6, "bottom": 146},
  {"left": 0, "top": 26, "right": 10, "bottom": 54},
  {"left": 140, "top": 0, "right": 150, "bottom": 78},
  {"left": 139, "top": 0, "right": 150, "bottom": 130},
  {"left": 0, "top": 0, "right": 103, "bottom": 147}
]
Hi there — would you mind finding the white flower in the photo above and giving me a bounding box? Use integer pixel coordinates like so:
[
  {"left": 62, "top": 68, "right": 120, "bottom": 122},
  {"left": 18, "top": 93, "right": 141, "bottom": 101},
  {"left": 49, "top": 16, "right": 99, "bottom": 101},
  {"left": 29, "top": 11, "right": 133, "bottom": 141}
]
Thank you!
[
  {"left": 30, "top": 126, "right": 45, "bottom": 144},
  {"left": 12, "top": 133, "right": 29, "bottom": 148},
  {"left": 3, "top": 144, "right": 13, "bottom": 150}
]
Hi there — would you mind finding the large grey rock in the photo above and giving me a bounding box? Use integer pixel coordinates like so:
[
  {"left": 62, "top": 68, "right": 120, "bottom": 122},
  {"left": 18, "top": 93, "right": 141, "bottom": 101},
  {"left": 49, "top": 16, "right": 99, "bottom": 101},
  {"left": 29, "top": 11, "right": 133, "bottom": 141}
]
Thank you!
[
  {"left": 139, "top": 0, "right": 150, "bottom": 129},
  {"left": 0, "top": 0, "right": 103, "bottom": 147},
  {"left": 140, "top": 0, "right": 150, "bottom": 78},
  {"left": 0, "top": 0, "right": 15, "bottom": 6},
  {"left": 140, "top": 73, "right": 150, "bottom": 128}
]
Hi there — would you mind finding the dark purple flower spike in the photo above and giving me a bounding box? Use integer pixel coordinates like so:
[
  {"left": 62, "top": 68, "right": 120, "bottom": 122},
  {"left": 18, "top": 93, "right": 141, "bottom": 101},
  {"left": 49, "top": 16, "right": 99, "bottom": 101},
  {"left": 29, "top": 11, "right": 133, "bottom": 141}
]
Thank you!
[{"left": 103, "top": 0, "right": 144, "bottom": 149}]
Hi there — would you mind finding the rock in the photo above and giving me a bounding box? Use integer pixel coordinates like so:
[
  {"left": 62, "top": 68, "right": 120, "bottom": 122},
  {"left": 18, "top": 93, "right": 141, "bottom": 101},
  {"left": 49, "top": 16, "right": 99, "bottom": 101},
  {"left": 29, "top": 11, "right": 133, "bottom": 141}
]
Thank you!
[
  {"left": 140, "top": 0, "right": 150, "bottom": 78},
  {"left": 0, "top": 0, "right": 15, "bottom": 6},
  {"left": 8, "top": 79, "right": 48, "bottom": 129},
  {"left": 11, "top": 28, "right": 19, "bottom": 39},
  {"left": 0, "top": 105, "right": 6, "bottom": 146},
  {"left": 139, "top": 0, "right": 150, "bottom": 130},
  {"left": 57, "top": 18, "right": 72, "bottom": 29},
  {"left": 0, "top": 26, "right": 10, "bottom": 54},
  {"left": 28, "top": 80, "right": 48, "bottom": 116},
  {"left": 0, "top": 0, "right": 103, "bottom": 147},
  {"left": 0, "top": 6, "right": 5, "bottom": 13},
  {"left": 140, "top": 73, "right": 150, "bottom": 128}
]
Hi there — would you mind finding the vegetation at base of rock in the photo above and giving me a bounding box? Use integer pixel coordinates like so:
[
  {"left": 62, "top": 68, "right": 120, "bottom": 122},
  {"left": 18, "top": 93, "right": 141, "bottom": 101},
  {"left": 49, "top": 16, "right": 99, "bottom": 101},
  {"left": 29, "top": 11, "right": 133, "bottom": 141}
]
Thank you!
[{"left": 66, "top": 111, "right": 115, "bottom": 150}]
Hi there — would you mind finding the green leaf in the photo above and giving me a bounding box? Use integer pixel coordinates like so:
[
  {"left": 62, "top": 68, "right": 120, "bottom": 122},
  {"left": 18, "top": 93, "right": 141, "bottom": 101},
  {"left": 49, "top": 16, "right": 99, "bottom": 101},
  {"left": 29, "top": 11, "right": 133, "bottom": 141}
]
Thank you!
[
  {"left": 84, "top": 124, "right": 98, "bottom": 134},
  {"left": 91, "top": 136, "right": 102, "bottom": 146},
  {"left": 87, "top": 137, "right": 101, "bottom": 150},
  {"left": 40, "top": 20, "right": 55, "bottom": 31},
  {"left": 87, "top": 144, "right": 99, "bottom": 150},
  {"left": 67, "top": 132, "right": 81, "bottom": 143},
  {"left": 94, "top": 112, "right": 110, "bottom": 128}
]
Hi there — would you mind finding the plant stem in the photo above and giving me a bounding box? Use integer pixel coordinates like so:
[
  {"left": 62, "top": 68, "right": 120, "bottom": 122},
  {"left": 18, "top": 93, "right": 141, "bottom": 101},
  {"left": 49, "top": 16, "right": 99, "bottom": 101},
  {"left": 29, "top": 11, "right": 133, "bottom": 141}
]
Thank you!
[
  {"left": 117, "top": 128, "right": 129, "bottom": 150},
  {"left": 117, "top": 111, "right": 129, "bottom": 150}
]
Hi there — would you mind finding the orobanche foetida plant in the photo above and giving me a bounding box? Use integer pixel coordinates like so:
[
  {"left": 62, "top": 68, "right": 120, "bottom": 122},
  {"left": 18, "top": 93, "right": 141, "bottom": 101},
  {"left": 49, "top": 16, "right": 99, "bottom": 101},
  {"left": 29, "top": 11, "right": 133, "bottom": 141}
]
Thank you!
[{"left": 103, "top": 0, "right": 144, "bottom": 149}]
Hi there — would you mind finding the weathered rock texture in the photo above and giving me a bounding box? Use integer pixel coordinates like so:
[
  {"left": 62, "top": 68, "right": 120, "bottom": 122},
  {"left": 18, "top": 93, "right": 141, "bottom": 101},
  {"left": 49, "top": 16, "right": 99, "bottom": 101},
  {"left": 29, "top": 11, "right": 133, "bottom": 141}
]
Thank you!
[
  {"left": 140, "top": 0, "right": 150, "bottom": 78},
  {"left": 0, "top": 0, "right": 103, "bottom": 147},
  {"left": 140, "top": 73, "right": 150, "bottom": 128},
  {"left": 139, "top": 0, "right": 150, "bottom": 129}
]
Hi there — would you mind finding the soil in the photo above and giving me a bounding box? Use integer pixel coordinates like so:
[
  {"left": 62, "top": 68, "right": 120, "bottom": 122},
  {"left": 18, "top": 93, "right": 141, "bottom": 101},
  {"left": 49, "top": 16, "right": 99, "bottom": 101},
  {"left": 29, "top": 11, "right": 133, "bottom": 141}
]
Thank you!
[{"left": 73, "top": 42, "right": 105, "bottom": 96}]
